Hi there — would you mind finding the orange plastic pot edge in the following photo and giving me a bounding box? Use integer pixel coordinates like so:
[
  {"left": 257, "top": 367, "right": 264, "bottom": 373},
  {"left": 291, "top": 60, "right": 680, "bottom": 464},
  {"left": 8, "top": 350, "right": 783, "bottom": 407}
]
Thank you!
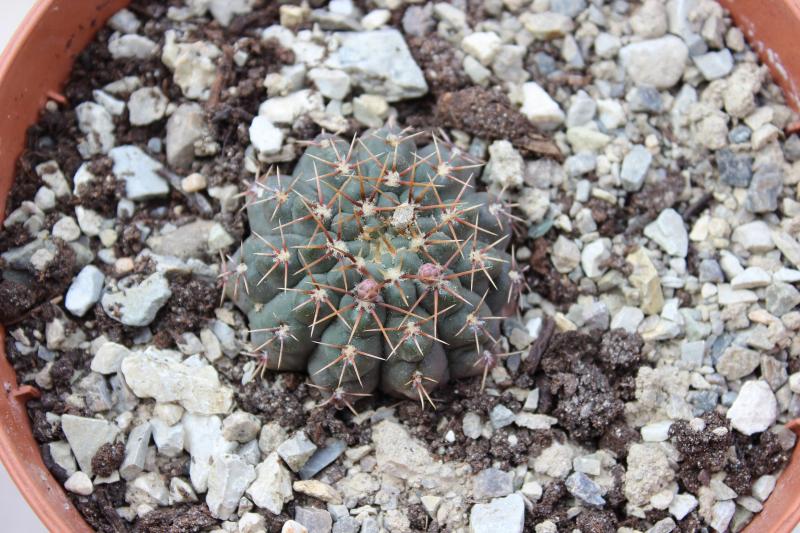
[{"left": 0, "top": 1, "right": 129, "bottom": 531}]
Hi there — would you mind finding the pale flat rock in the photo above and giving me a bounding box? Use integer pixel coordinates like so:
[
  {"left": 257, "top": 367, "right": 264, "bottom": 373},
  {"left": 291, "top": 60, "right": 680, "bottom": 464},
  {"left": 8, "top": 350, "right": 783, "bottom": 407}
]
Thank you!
[
  {"left": 772, "top": 230, "right": 800, "bottom": 269},
  {"left": 372, "top": 419, "right": 435, "bottom": 480},
  {"left": 162, "top": 33, "right": 222, "bottom": 100},
  {"left": 730, "top": 267, "right": 771, "bottom": 290},
  {"left": 109, "top": 145, "right": 170, "bottom": 200},
  {"left": 259, "top": 89, "right": 325, "bottom": 125},
  {"left": 619, "top": 35, "right": 688, "bottom": 89},
  {"left": 247, "top": 452, "right": 294, "bottom": 514},
  {"left": 166, "top": 103, "right": 209, "bottom": 169},
  {"left": 277, "top": 432, "right": 318, "bottom": 472},
  {"left": 250, "top": 116, "right": 284, "bottom": 155},
  {"left": 76, "top": 103, "right": 115, "bottom": 158},
  {"left": 183, "top": 413, "right": 237, "bottom": 493},
  {"left": 644, "top": 208, "right": 688, "bottom": 257},
  {"left": 61, "top": 414, "right": 120, "bottom": 476},
  {"left": 120, "top": 422, "right": 152, "bottom": 480},
  {"left": 727, "top": 380, "right": 778, "bottom": 435},
  {"left": 519, "top": 82, "right": 564, "bottom": 127},
  {"left": 627, "top": 248, "right": 664, "bottom": 314},
  {"left": 325, "top": 29, "right": 428, "bottom": 101},
  {"left": 206, "top": 454, "right": 256, "bottom": 520},
  {"left": 128, "top": 87, "right": 168, "bottom": 126},
  {"left": 91, "top": 342, "right": 131, "bottom": 374},
  {"left": 469, "top": 493, "right": 524, "bottom": 533},
  {"left": 147, "top": 220, "right": 216, "bottom": 260},
  {"left": 121, "top": 348, "right": 233, "bottom": 414},
  {"left": 515, "top": 413, "right": 558, "bottom": 430},
  {"left": 101, "top": 272, "right": 172, "bottom": 327},
  {"left": 293, "top": 480, "right": 342, "bottom": 504},
  {"left": 109, "top": 34, "right": 158, "bottom": 59},
  {"left": 65, "top": 265, "right": 105, "bottom": 317}
]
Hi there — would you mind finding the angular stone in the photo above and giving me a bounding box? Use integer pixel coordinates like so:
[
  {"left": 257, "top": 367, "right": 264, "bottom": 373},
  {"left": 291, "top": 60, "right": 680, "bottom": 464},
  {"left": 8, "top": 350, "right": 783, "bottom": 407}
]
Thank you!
[
  {"left": 619, "top": 36, "right": 689, "bottom": 89},
  {"left": 519, "top": 82, "right": 564, "bottom": 127},
  {"left": 166, "top": 103, "right": 208, "bottom": 169},
  {"left": 101, "top": 273, "right": 172, "bottom": 327},
  {"left": 469, "top": 493, "right": 524, "bottom": 533},
  {"left": 65, "top": 265, "right": 105, "bottom": 317},
  {"left": 64, "top": 471, "right": 93, "bottom": 496},
  {"left": 325, "top": 29, "right": 427, "bottom": 101},
  {"left": 472, "top": 468, "right": 514, "bottom": 500},
  {"left": 730, "top": 267, "right": 770, "bottom": 290},
  {"left": 147, "top": 220, "right": 216, "bottom": 260},
  {"left": 247, "top": 452, "right": 294, "bottom": 514},
  {"left": 162, "top": 35, "right": 222, "bottom": 100},
  {"left": 582, "top": 238, "right": 611, "bottom": 279},
  {"left": 765, "top": 282, "right": 800, "bottom": 316},
  {"left": 727, "top": 380, "right": 778, "bottom": 435},
  {"left": 222, "top": 411, "right": 261, "bottom": 443},
  {"left": 731, "top": 220, "right": 772, "bottom": 252},
  {"left": 109, "top": 145, "right": 170, "bottom": 200},
  {"left": 249, "top": 116, "right": 284, "bottom": 155},
  {"left": 620, "top": 145, "right": 652, "bottom": 192},
  {"left": 308, "top": 68, "right": 351, "bottom": 100},
  {"left": 128, "top": 87, "right": 168, "bottom": 126},
  {"left": 565, "top": 472, "right": 605, "bottom": 507},
  {"left": 627, "top": 248, "right": 664, "bottom": 314},
  {"left": 772, "top": 230, "right": 800, "bottom": 269},
  {"left": 277, "top": 432, "right": 318, "bottom": 472},
  {"left": 490, "top": 404, "right": 516, "bottom": 429},
  {"left": 293, "top": 480, "right": 342, "bottom": 504},
  {"left": 298, "top": 439, "right": 347, "bottom": 480},
  {"left": 694, "top": 49, "right": 734, "bottom": 80},
  {"left": 515, "top": 413, "right": 558, "bottom": 430},
  {"left": 61, "top": 414, "right": 119, "bottom": 476},
  {"left": 120, "top": 422, "right": 152, "bottom": 480},
  {"left": 90, "top": 342, "right": 131, "bottom": 375},
  {"left": 669, "top": 493, "right": 698, "bottom": 521},
  {"left": 371, "top": 420, "right": 433, "bottom": 479},
  {"left": 206, "top": 454, "right": 256, "bottom": 520},
  {"left": 716, "top": 148, "right": 752, "bottom": 187},
  {"left": 644, "top": 208, "right": 688, "bottom": 257},
  {"left": 295, "top": 506, "right": 333, "bottom": 533},
  {"left": 121, "top": 349, "right": 234, "bottom": 414},
  {"left": 716, "top": 346, "right": 760, "bottom": 380},
  {"left": 183, "top": 413, "right": 237, "bottom": 493},
  {"left": 76, "top": 103, "right": 115, "bottom": 157},
  {"left": 519, "top": 12, "right": 573, "bottom": 40},
  {"left": 746, "top": 165, "right": 782, "bottom": 213}
]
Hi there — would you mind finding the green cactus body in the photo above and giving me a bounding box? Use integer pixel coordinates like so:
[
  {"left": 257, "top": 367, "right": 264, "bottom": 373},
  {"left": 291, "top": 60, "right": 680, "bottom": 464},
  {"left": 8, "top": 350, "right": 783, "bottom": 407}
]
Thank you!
[{"left": 226, "top": 127, "right": 521, "bottom": 405}]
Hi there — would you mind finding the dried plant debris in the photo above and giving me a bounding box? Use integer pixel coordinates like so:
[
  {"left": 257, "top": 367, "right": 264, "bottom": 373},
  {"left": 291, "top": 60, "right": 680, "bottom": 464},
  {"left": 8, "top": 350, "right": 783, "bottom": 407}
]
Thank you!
[{"left": 0, "top": 0, "right": 799, "bottom": 532}]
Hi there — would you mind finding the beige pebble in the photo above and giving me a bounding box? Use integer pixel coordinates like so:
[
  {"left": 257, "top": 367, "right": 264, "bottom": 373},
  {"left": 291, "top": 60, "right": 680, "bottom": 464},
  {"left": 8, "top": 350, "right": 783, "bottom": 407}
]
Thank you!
[{"left": 181, "top": 173, "right": 207, "bottom": 193}]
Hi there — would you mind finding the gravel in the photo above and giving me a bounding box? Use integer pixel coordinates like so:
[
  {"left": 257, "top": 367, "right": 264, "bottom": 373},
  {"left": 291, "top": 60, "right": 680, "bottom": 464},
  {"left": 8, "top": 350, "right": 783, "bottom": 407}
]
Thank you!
[
  {"left": 64, "top": 265, "right": 105, "bottom": 317},
  {"left": 2, "top": 1, "right": 799, "bottom": 532}
]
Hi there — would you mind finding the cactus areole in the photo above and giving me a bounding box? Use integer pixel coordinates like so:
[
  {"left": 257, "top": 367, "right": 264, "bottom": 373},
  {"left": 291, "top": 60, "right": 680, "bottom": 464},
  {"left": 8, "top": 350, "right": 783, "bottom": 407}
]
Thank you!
[{"left": 225, "top": 127, "right": 525, "bottom": 407}]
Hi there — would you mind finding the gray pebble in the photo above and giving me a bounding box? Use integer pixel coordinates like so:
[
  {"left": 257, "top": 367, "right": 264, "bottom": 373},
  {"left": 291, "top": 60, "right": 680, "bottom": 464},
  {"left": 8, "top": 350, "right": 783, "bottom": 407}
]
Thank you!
[
  {"left": 728, "top": 125, "right": 752, "bottom": 144},
  {"left": 565, "top": 472, "right": 605, "bottom": 507},
  {"left": 626, "top": 86, "right": 663, "bottom": 113},
  {"left": 745, "top": 164, "right": 782, "bottom": 213},
  {"left": 473, "top": 468, "right": 514, "bottom": 500},
  {"left": 716, "top": 148, "right": 753, "bottom": 187}
]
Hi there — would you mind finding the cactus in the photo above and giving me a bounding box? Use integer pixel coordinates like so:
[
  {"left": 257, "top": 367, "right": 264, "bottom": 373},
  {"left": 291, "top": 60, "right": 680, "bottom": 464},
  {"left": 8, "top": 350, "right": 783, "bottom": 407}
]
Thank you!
[{"left": 224, "top": 127, "right": 525, "bottom": 407}]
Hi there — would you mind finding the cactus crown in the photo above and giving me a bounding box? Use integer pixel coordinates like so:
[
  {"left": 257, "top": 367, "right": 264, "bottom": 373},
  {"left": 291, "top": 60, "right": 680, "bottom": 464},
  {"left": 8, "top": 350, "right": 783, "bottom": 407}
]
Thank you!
[{"left": 225, "top": 126, "right": 524, "bottom": 407}]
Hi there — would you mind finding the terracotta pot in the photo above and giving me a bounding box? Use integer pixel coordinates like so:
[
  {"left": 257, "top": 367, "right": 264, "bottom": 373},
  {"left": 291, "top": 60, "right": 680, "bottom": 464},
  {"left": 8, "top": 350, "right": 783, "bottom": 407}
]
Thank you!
[{"left": 1, "top": 0, "right": 800, "bottom": 531}]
